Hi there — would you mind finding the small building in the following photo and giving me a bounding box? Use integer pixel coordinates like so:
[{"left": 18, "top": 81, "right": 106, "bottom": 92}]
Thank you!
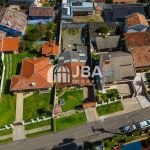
[
  {"left": 0, "top": 37, "right": 18, "bottom": 53},
  {"left": 125, "top": 13, "right": 149, "bottom": 33},
  {"left": 61, "top": 0, "right": 94, "bottom": 21},
  {"left": 0, "top": 8, "right": 27, "bottom": 36},
  {"left": 42, "top": 40, "right": 59, "bottom": 58},
  {"left": 124, "top": 32, "right": 150, "bottom": 72},
  {"left": 91, "top": 35, "right": 122, "bottom": 53},
  {"left": 56, "top": 48, "right": 93, "bottom": 88},
  {"left": 98, "top": 51, "right": 136, "bottom": 90},
  {"left": 10, "top": 57, "right": 53, "bottom": 92},
  {"left": 28, "top": 6, "right": 55, "bottom": 25},
  {"left": 111, "top": 4, "right": 145, "bottom": 22}
]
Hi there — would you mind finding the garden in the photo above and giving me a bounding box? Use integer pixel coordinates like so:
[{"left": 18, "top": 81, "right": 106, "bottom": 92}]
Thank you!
[
  {"left": 19, "top": 22, "right": 57, "bottom": 53},
  {"left": 96, "top": 101, "right": 124, "bottom": 116},
  {"left": 58, "top": 89, "right": 83, "bottom": 112},
  {"left": 56, "top": 112, "right": 87, "bottom": 131},
  {"left": 103, "top": 129, "right": 150, "bottom": 150},
  {"left": 96, "top": 89, "right": 120, "bottom": 103}
]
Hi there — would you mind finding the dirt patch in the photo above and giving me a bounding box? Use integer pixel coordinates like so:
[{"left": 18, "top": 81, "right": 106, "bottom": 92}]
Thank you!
[{"left": 73, "top": 14, "right": 104, "bottom": 22}]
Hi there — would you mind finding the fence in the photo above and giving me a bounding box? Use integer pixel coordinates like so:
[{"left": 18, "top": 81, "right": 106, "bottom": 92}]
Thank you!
[
  {"left": 0, "top": 53, "right": 5, "bottom": 97},
  {"left": 96, "top": 97, "right": 123, "bottom": 107},
  {"left": 0, "top": 116, "right": 52, "bottom": 132}
]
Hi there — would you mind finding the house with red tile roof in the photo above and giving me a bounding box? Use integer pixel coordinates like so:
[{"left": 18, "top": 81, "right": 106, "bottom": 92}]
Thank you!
[
  {"left": 42, "top": 40, "right": 59, "bottom": 57},
  {"left": 10, "top": 57, "right": 53, "bottom": 91},
  {"left": 0, "top": 37, "right": 18, "bottom": 53},
  {"left": 125, "top": 13, "right": 149, "bottom": 33},
  {"left": 124, "top": 32, "right": 150, "bottom": 72}
]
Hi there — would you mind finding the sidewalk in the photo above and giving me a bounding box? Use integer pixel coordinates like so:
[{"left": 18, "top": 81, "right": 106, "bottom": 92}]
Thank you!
[{"left": 25, "top": 125, "right": 51, "bottom": 135}]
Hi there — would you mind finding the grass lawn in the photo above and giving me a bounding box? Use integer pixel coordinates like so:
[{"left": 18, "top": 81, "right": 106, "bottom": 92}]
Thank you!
[
  {"left": 59, "top": 90, "right": 83, "bottom": 112},
  {"left": 42, "top": 2, "right": 54, "bottom": 7},
  {"left": 56, "top": 112, "right": 87, "bottom": 131},
  {"left": 0, "top": 138, "right": 13, "bottom": 144},
  {"left": 96, "top": 101, "right": 124, "bottom": 116},
  {"left": 23, "top": 92, "right": 51, "bottom": 121},
  {"left": 25, "top": 119, "right": 51, "bottom": 130},
  {"left": 0, "top": 129, "right": 12, "bottom": 136},
  {"left": 26, "top": 129, "right": 52, "bottom": 138}
]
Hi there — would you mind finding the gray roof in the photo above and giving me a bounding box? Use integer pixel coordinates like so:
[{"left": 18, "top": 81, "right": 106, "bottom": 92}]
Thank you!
[
  {"left": 89, "top": 22, "right": 117, "bottom": 38},
  {"left": 102, "top": 51, "right": 135, "bottom": 83},
  {"left": 0, "top": 30, "right": 6, "bottom": 37},
  {"left": 0, "top": 8, "right": 27, "bottom": 33},
  {"left": 96, "top": 36, "right": 121, "bottom": 50},
  {"left": 58, "top": 47, "right": 88, "bottom": 64}
]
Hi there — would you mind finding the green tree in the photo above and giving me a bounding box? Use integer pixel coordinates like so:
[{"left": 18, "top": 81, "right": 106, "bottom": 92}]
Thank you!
[
  {"left": 105, "top": 0, "right": 113, "bottom": 4},
  {"left": 99, "top": 25, "right": 109, "bottom": 35},
  {"left": 35, "top": 25, "right": 47, "bottom": 38},
  {"left": 92, "top": 53, "right": 100, "bottom": 61},
  {"left": 24, "top": 31, "right": 40, "bottom": 41},
  {"left": 84, "top": 142, "right": 96, "bottom": 150},
  {"left": 45, "top": 30, "right": 54, "bottom": 41},
  {"left": 1, "top": 0, "right": 5, "bottom": 6},
  {"left": 47, "top": 22, "right": 56, "bottom": 31},
  {"left": 19, "top": 40, "right": 26, "bottom": 52}
]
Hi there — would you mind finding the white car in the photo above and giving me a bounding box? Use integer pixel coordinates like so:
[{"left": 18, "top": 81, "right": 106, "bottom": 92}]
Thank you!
[
  {"left": 137, "top": 120, "right": 150, "bottom": 129},
  {"left": 122, "top": 125, "right": 136, "bottom": 133}
]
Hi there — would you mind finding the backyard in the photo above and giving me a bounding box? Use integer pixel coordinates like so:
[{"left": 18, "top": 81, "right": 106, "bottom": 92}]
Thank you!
[
  {"left": 73, "top": 14, "right": 104, "bottom": 22},
  {"left": 23, "top": 92, "right": 51, "bottom": 121},
  {"left": 56, "top": 112, "right": 87, "bottom": 131},
  {"left": 96, "top": 101, "right": 124, "bottom": 116},
  {"left": 58, "top": 89, "right": 83, "bottom": 112}
]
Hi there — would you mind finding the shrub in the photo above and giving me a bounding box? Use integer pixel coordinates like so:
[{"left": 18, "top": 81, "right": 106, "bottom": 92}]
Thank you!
[{"left": 99, "top": 25, "right": 109, "bottom": 35}]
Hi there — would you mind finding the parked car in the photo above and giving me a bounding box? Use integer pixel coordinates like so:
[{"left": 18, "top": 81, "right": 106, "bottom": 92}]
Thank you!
[
  {"left": 122, "top": 125, "right": 136, "bottom": 133},
  {"left": 137, "top": 120, "right": 150, "bottom": 129}
]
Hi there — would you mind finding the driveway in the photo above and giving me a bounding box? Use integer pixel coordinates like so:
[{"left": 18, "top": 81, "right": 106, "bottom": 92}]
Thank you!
[{"left": 85, "top": 107, "right": 99, "bottom": 122}]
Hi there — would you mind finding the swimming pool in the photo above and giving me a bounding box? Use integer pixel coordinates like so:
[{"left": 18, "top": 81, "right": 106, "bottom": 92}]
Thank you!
[{"left": 121, "top": 141, "right": 142, "bottom": 150}]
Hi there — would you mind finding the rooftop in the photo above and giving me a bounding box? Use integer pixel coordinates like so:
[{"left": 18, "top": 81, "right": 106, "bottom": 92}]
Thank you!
[
  {"left": 126, "top": 13, "right": 149, "bottom": 28},
  {"left": 58, "top": 47, "right": 88, "bottom": 65},
  {"left": 96, "top": 35, "right": 121, "bottom": 50},
  {"left": 56, "top": 62, "right": 93, "bottom": 88},
  {"left": 124, "top": 32, "right": 150, "bottom": 47},
  {"left": 29, "top": 6, "right": 54, "bottom": 16},
  {"left": 0, "top": 37, "right": 18, "bottom": 52},
  {"left": 11, "top": 57, "right": 53, "bottom": 91},
  {"left": 102, "top": 51, "right": 135, "bottom": 83},
  {"left": 42, "top": 41, "right": 59, "bottom": 56},
  {"left": 0, "top": 7, "right": 27, "bottom": 33}
]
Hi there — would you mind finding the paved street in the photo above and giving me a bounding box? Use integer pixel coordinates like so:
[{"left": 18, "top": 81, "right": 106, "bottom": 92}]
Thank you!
[{"left": 1, "top": 107, "right": 150, "bottom": 150}]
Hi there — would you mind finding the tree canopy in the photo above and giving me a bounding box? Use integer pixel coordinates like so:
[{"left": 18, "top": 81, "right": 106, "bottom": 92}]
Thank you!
[
  {"left": 99, "top": 25, "right": 109, "bottom": 35},
  {"left": 84, "top": 142, "right": 96, "bottom": 150}
]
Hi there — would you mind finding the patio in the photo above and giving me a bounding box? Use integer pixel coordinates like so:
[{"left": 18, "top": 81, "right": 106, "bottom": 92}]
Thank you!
[{"left": 62, "top": 28, "right": 83, "bottom": 51}]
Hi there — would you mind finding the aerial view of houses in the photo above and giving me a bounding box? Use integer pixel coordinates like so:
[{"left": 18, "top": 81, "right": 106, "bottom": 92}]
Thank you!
[{"left": 1, "top": 0, "right": 150, "bottom": 149}]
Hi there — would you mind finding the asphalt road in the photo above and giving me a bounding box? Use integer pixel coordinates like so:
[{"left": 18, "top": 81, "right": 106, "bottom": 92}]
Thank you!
[{"left": 1, "top": 108, "right": 150, "bottom": 150}]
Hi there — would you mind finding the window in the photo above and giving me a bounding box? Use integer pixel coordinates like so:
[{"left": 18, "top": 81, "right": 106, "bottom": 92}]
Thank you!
[{"left": 72, "top": 1, "right": 82, "bottom": 6}]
